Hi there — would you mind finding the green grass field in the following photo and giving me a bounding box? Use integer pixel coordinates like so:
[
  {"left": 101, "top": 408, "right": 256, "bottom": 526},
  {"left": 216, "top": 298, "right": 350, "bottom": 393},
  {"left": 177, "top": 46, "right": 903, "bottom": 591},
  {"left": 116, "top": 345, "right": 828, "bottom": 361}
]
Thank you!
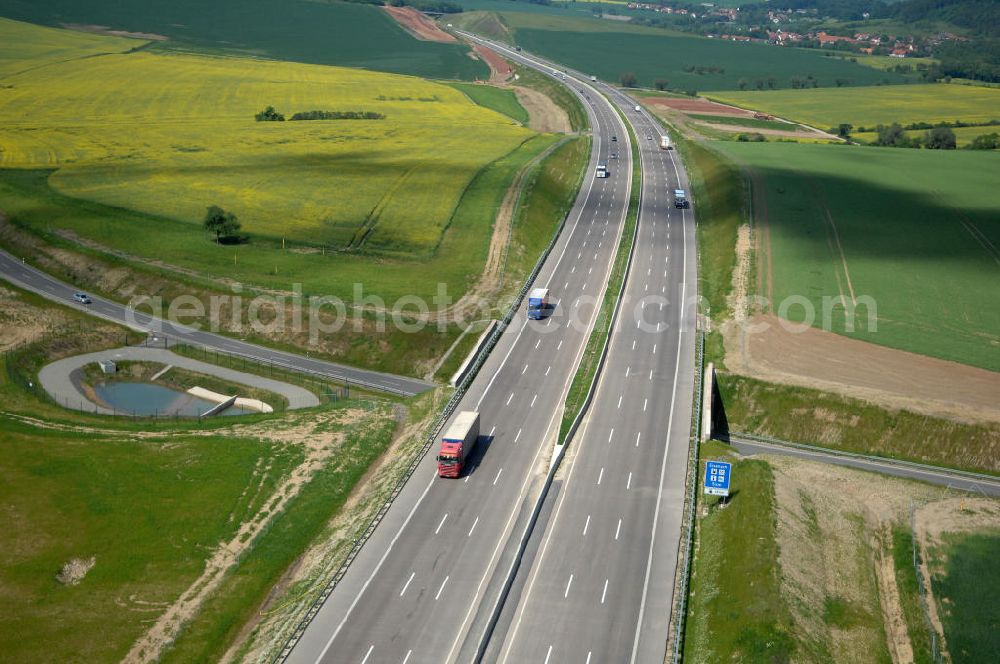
[
  {"left": 0, "top": 19, "right": 553, "bottom": 309},
  {"left": 689, "top": 113, "right": 807, "bottom": 132},
  {"left": 708, "top": 83, "right": 1000, "bottom": 130},
  {"left": 713, "top": 141, "right": 1000, "bottom": 372},
  {"left": 0, "top": 415, "right": 299, "bottom": 662},
  {"left": 0, "top": 0, "right": 487, "bottom": 80},
  {"left": 498, "top": 11, "right": 911, "bottom": 91},
  {"left": 448, "top": 82, "right": 529, "bottom": 124},
  {"left": 930, "top": 532, "right": 1000, "bottom": 664}
]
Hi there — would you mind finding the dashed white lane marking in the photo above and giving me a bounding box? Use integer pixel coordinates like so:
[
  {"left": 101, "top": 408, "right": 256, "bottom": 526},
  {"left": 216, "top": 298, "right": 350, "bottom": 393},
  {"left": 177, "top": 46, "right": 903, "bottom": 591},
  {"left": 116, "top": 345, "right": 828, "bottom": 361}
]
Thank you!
[
  {"left": 586, "top": 652, "right": 592, "bottom": 664},
  {"left": 545, "top": 365, "right": 551, "bottom": 376},
  {"left": 514, "top": 428, "right": 522, "bottom": 443},
  {"left": 608, "top": 428, "right": 614, "bottom": 443},
  {"left": 435, "top": 514, "right": 448, "bottom": 535},
  {"left": 545, "top": 645, "right": 554, "bottom": 664},
  {"left": 522, "top": 364, "right": 527, "bottom": 375},
  {"left": 643, "top": 398, "right": 648, "bottom": 412},
  {"left": 506, "top": 392, "right": 514, "bottom": 406},
  {"left": 400, "top": 572, "right": 415, "bottom": 597},
  {"left": 636, "top": 431, "right": 641, "bottom": 447},
  {"left": 653, "top": 344, "right": 657, "bottom": 354},
  {"left": 564, "top": 281, "right": 569, "bottom": 290},
  {"left": 601, "top": 578, "right": 609, "bottom": 604},
  {"left": 632, "top": 339, "right": 636, "bottom": 350},
  {"left": 435, "top": 575, "right": 449, "bottom": 600},
  {"left": 588, "top": 266, "right": 593, "bottom": 274},
  {"left": 597, "top": 467, "right": 604, "bottom": 485},
  {"left": 564, "top": 574, "right": 574, "bottom": 598},
  {"left": 468, "top": 516, "right": 479, "bottom": 537},
  {"left": 361, "top": 644, "right": 374, "bottom": 664},
  {"left": 493, "top": 468, "right": 503, "bottom": 485},
  {"left": 615, "top": 518, "right": 622, "bottom": 540},
  {"left": 627, "top": 472, "right": 633, "bottom": 490},
  {"left": 530, "top": 394, "right": 538, "bottom": 408},
  {"left": 535, "top": 339, "right": 541, "bottom": 349},
  {"left": 583, "top": 514, "right": 591, "bottom": 536},
  {"left": 571, "top": 266, "right": 576, "bottom": 273},
  {"left": 617, "top": 395, "right": 623, "bottom": 409},
  {"left": 402, "top": 650, "right": 412, "bottom": 664},
  {"left": 649, "top": 368, "right": 653, "bottom": 380},
  {"left": 557, "top": 340, "right": 563, "bottom": 350}
]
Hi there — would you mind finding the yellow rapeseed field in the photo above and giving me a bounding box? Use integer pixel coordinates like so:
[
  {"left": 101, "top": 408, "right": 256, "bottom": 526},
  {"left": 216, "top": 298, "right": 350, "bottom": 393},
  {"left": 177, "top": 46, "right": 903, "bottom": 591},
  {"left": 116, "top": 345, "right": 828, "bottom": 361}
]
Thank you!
[
  {"left": 707, "top": 83, "right": 1000, "bottom": 130},
  {"left": 0, "top": 19, "right": 532, "bottom": 254}
]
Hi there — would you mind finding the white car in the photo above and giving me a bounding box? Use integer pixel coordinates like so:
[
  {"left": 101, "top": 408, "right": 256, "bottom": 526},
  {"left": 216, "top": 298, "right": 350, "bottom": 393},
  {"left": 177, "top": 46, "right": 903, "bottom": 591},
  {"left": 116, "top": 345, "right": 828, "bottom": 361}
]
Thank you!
[{"left": 73, "top": 292, "right": 92, "bottom": 304}]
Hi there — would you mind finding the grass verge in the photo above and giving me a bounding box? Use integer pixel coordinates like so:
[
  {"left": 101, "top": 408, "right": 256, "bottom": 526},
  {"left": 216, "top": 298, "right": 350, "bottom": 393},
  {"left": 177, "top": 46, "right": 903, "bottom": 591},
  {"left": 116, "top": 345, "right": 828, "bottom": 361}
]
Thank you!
[
  {"left": 683, "top": 441, "right": 796, "bottom": 663},
  {"left": 716, "top": 372, "right": 1000, "bottom": 475},
  {"left": 512, "top": 63, "right": 588, "bottom": 132},
  {"left": 891, "top": 526, "right": 937, "bottom": 664},
  {"left": 559, "top": 106, "right": 639, "bottom": 442},
  {"left": 930, "top": 532, "right": 1000, "bottom": 663}
]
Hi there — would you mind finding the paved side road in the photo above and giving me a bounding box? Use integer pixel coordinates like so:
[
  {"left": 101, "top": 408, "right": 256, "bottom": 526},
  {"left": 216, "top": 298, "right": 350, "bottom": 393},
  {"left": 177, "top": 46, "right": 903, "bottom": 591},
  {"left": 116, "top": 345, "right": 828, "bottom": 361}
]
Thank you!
[
  {"left": 729, "top": 435, "right": 1000, "bottom": 496},
  {"left": 38, "top": 346, "right": 320, "bottom": 414},
  {"left": 0, "top": 249, "right": 433, "bottom": 396}
]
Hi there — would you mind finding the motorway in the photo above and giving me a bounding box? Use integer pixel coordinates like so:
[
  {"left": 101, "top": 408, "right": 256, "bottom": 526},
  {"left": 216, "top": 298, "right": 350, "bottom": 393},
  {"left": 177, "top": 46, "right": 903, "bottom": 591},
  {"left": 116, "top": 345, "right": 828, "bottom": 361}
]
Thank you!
[
  {"left": 481, "top": 76, "right": 698, "bottom": 663},
  {"left": 287, "top": 42, "right": 640, "bottom": 664},
  {"left": 0, "top": 249, "right": 432, "bottom": 396}
]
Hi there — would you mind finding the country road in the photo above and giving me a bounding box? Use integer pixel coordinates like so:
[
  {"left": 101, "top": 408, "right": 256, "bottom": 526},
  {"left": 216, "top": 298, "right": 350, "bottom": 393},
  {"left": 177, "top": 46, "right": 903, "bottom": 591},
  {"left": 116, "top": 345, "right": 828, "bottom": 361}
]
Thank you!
[{"left": 0, "top": 248, "right": 433, "bottom": 396}]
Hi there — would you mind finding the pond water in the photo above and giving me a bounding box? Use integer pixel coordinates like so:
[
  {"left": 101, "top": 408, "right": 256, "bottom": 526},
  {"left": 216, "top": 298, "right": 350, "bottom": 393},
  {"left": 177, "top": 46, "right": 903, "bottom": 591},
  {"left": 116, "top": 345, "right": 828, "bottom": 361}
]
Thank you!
[{"left": 92, "top": 382, "right": 252, "bottom": 417}]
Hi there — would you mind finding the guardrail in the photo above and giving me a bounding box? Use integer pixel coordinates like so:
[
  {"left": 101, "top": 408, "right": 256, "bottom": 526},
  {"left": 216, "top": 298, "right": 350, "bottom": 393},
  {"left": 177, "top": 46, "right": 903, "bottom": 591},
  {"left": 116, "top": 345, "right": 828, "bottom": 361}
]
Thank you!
[{"left": 272, "top": 81, "right": 603, "bottom": 663}]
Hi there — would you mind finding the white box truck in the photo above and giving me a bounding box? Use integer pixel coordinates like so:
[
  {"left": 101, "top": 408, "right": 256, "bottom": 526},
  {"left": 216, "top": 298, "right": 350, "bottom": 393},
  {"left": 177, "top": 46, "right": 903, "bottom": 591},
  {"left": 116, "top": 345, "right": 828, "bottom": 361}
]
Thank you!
[
  {"left": 659, "top": 135, "right": 672, "bottom": 150},
  {"left": 528, "top": 288, "right": 549, "bottom": 319}
]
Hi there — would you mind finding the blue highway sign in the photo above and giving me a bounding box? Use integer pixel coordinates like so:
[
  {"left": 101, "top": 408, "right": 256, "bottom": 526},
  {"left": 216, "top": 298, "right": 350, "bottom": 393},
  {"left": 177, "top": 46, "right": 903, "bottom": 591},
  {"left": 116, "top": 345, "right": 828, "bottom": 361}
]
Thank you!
[{"left": 704, "top": 460, "right": 732, "bottom": 497}]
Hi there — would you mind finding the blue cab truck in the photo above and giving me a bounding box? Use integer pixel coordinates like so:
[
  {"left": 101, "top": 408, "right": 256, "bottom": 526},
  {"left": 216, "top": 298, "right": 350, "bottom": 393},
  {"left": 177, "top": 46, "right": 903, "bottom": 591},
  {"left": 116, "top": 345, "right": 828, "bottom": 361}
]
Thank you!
[{"left": 527, "top": 287, "right": 549, "bottom": 319}]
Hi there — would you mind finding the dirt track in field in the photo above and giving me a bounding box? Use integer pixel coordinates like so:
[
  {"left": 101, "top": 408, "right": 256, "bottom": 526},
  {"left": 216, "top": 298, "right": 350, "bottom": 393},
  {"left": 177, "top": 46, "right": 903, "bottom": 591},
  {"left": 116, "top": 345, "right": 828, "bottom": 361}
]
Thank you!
[{"left": 383, "top": 6, "right": 456, "bottom": 42}]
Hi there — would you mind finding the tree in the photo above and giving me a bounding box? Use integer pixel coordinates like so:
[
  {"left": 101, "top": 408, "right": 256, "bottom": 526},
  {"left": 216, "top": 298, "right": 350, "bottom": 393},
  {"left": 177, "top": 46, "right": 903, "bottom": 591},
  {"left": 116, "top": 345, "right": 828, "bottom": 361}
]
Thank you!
[
  {"left": 619, "top": 72, "right": 638, "bottom": 88},
  {"left": 924, "top": 126, "right": 957, "bottom": 150},
  {"left": 255, "top": 106, "right": 285, "bottom": 122},
  {"left": 873, "top": 123, "right": 920, "bottom": 148},
  {"left": 837, "top": 123, "right": 853, "bottom": 139},
  {"left": 967, "top": 132, "right": 1000, "bottom": 150},
  {"left": 203, "top": 205, "right": 242, "bottom": 243},
  {"left": 654, "top": 79, "right": 669, "bottom": 91},
  {"left": 738, "top": 78, "right": 748, "bottom": 91}
]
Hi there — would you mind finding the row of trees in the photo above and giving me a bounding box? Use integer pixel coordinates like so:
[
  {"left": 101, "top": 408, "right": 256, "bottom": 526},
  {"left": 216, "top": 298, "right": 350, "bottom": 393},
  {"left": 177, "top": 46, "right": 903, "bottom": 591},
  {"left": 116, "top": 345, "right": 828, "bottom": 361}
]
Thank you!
[
  {"left": 870, "top": 124, "right": 958, "bottom": 149},
  {"left": 255, "top": 107, "right": 386, "bottom": 122}
]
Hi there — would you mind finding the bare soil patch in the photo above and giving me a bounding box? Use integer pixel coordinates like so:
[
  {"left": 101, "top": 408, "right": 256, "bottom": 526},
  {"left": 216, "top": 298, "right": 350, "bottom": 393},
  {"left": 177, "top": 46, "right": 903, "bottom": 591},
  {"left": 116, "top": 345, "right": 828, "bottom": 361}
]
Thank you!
[
  {"left": 723, "top": 313, "right": 1000, "bottom": 424},
  {"left": 514, "top": 86, "right": 571, "bottom": 134},
  {"left": 473, "top": 43, "right": 512, "bottom": 84},
  {"left": 766, "top": 455, "right": 950, "bottom": 663},
  {"left": 383, "top": 7, "right": 456, "bottom": 43},
  {"left": 56, "top": 556, "right": 96, "bottom": 586},
  {"left": 643, "top": 96, "right": 752, "bottom": 116}
]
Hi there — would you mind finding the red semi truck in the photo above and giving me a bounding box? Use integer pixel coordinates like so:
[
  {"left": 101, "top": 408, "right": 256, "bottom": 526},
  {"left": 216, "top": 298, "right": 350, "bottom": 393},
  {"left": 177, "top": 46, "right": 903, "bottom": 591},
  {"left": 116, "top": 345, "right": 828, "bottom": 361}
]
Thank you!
[{"left": 437, "top": 411, "right": 480, "bottom": 478}]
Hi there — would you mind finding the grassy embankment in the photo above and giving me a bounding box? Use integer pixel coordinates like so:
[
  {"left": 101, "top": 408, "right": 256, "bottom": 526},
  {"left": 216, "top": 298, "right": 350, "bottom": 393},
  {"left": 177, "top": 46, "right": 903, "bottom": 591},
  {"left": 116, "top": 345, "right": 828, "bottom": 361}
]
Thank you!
[
  {"left": 559, "top": 107, "right": 639, "bottom": 441},
  {"left": 448, "top": 81, "right": 529, "bottom": 124},
  {"left": 683, "top": 441, "right": 796, "bottom": 662},
  {"left": 688, "top": 113, "right": 808, "bottom": 132},
  {"left": 0, "top": 283, "right": 402, "bottom": 662},
  {"left": 511, "top": 63, "right": 589, "bottom": 132},
  {"left": 0, "top": 1, "right": 486, "bottom": 80}
]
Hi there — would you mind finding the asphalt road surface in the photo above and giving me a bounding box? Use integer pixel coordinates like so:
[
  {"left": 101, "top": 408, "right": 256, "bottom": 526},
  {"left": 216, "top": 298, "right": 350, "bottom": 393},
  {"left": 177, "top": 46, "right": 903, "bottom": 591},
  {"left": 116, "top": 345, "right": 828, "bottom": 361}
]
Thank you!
[
  {"left": 728, "top": 435, "right": 1000, "bottom": 497},
  {"left": 482, "top": 81, "right": 698, "bottom": 664},
  {"left": 287, "top": 41, "right": 642, "bottom": 664},
  {"left": 0, "top": 248, "right": 432, "bottom": 396}
]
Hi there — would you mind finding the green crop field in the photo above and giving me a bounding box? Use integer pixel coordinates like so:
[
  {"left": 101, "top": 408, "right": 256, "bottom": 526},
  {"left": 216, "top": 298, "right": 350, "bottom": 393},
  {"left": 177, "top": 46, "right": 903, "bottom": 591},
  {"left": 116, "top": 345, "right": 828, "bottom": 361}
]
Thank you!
[
  {"left": 0, "top": 0, "right": 486, "bottom": 80},
  {"left": 0, "top": 18, "right": 549, "bottom": 305},
  {"left": 853, "top": 124, "right": 1000, "bottom": 147},
  {"left": 708, "top": 83, "right": 1000, "bottom": 130},
  {"left": 496, "top": 11, "right": 910, "bottom": 91},
  {"left": 930, "top": 532, "right": 1000, "bottom": 663},
  {"left": 714, "top": 141, "right": 1000, "bottom": 372}
]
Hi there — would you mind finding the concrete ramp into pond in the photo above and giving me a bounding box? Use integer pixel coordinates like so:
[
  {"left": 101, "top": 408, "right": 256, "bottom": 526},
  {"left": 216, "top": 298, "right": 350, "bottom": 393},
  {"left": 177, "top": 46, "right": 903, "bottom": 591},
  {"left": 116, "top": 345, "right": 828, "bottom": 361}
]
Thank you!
[{"left": 39, "top": 347, "right": 319, "bottom": 416}]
